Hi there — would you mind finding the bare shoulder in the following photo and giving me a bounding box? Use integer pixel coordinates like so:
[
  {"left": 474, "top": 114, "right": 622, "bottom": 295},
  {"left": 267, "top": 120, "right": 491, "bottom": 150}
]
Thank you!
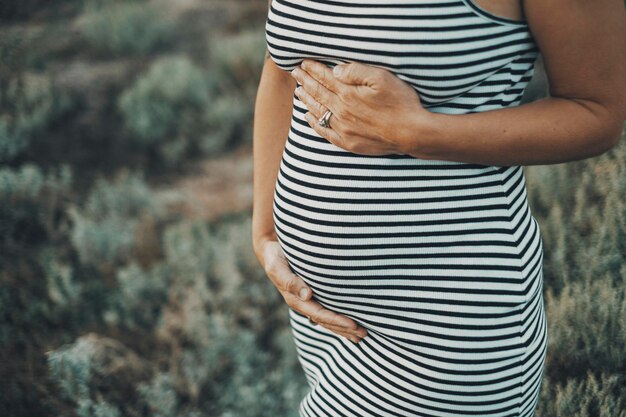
[{"left": 524, "top": 0, "right": 626, "bottom": 120}]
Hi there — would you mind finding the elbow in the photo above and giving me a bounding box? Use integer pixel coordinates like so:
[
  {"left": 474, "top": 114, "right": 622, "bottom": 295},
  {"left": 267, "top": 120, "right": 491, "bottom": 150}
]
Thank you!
[
  {"left": 598, "top": 116, "right": 625, "bottom": 154},
  {"left": 600, "top": 95, "right": 626, "bottom": 152},
  {"left": 576, "top": 97, "right": 626, "bottom": 157},
  {"left": 572, "top": 96, "right": 626, "bottom": 156}
]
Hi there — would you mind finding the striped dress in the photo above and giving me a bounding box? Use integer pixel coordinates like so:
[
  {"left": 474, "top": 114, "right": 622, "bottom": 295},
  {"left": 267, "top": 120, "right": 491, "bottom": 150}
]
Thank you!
[{"left": 265, "top": 1, "right": 548, "bottom": 416}]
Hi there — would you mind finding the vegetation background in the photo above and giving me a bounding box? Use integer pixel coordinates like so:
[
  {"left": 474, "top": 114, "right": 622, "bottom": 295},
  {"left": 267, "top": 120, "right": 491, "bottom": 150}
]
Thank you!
[{"left": 0, "top": 0, "right": 624, "bottom": 416}]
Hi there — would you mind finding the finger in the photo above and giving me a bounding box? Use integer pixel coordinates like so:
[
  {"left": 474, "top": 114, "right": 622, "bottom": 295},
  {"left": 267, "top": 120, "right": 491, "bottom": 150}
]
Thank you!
[
  {"left": 309, "top": 315, "right": 368, "bottom": 339},
  {"left": 299, "top": 298, "right": 360, "bottom": 331},
  {"left": 295, "top": 86, "right": 327, "bottom": 120},
  {"left": 322, "top": 324, "right": 365, "bottom": 344},
  {"left": 263, "top": 245, "right": 313, "bottom": 301},
  {"left": 321, "top": 321, "right": 368, "bottom": 339},
  {"left": 324, "top": 328, "right": 364, "bottom": 344},
  {"left": 332, "top": 61, "right": 384, "bottom": 87},
  {"left": 300, "top": 59, "right": 349, "bottom": 96},
  {"left": 303, "top": 112, "right": 346, "bottom": 149},
  {"left": 291, "top": 67, "right": 341, "bottom": 117}
]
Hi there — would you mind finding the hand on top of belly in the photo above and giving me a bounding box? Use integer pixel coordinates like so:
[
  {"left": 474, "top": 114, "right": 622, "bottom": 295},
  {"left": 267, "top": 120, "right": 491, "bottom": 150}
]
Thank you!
[
  {"left": 259, "top": 239, "right": 368, "bottom": 344},
  {"left": 291, "top": 59, "right": 431, "bottom": 157}
]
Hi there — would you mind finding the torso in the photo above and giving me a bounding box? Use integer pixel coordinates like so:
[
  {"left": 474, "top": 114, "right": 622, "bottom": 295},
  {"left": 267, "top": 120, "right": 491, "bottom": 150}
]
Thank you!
[
  {"left": 265, "top": 3, "right": 548, "bottom": 415},
  {"left": 266, "top": 0, "right": 539, "bottom": 114}
]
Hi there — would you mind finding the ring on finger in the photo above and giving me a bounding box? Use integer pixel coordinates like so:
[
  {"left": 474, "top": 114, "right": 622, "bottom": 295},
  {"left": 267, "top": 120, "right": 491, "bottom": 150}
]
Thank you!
[{"left": 318, "top": 109, "right": 333, "bottom": 128}]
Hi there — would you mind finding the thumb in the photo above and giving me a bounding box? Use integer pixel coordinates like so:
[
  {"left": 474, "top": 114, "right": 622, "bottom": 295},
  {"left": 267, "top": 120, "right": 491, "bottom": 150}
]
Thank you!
[
  {"left": 297, "top": 281, "right": 313, "bottom": 301},
  {"left": 284, "top": 269, "right": 313, "bottom": 301},
  {"left": 333, "top": 62, "right": 373, "bottom": 86}
]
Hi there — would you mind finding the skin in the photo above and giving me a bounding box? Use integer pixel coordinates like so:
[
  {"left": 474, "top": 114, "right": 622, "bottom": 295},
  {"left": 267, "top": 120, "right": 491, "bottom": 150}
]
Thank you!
[
  {"left": 253, "top": 0, "right": 626, "bottom": 344},
  {"left": 291, "top": 0, "right": 626, "bottom": 165}
]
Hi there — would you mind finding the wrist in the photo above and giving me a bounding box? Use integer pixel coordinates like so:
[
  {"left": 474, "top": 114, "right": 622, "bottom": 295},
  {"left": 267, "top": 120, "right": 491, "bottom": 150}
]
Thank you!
[
  {"left": 252, "top": 230, "right": 277, "bottom": 262},
  {"left": 398, "top": 109, "right": 442, "bottom": 160}
]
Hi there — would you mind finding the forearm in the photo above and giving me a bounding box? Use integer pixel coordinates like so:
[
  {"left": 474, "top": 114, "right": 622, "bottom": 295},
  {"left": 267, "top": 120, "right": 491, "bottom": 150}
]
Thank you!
[
  {"left": 252, "top": 58, "right": 296, "bottom": 261},
  {"left": 407, "top": 96, "right": 625, "bottom": 166}
]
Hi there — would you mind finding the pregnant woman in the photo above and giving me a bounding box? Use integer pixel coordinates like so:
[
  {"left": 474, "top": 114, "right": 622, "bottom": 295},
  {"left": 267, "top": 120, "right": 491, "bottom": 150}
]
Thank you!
[{"left": 252, "top": 0, "right": 626, "bottom": 415}]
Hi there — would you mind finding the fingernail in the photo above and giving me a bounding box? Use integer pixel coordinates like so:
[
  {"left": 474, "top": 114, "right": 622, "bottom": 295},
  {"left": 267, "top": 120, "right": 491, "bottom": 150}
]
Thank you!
[
  {"left": 333, "top": 65, "right": 343, "bottom": 77},
  {"left": 295, "top": 86, "right": 302, "bottom": 95},
  {"left": 299, "top": 288, "right": 309, "bottom": 300},
  {"left": 350, "top": 337, "right": 360, "bottom": 344}
]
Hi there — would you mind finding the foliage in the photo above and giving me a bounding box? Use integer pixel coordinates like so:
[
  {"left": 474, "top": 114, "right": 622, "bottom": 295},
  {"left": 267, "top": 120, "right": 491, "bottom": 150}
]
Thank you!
[
  {"left": 544, "top": 273, "right": 626, "bottom": 375},
  {"left": 201, "top": 94, "right": 252, "bottom": 154},
  {"left": 104, "top": 262, "right": 170, "bottom": 330},
  {"left": 118, "top": 55, "right": 220, "bottom": 166},
  {"left": 205, "top": 27, "right": 267, "bottom": 146},
  {"left": 536, "top": 372, "right": 626, "bottom": 417},
  {"left": 0, "top": 163, "right": 72, "bottom": 253},
  {"left": 525, "top": 132, "right": 626, "bottom": 293},
  {"left": 80, "top": 0, "right": 175, "bottom": 56},
  {"left": 208, "top": 27, "right": 267, "bottom": 95},
  {"left": 68, "top": 169, "right": 162, "bottom": 268},
  {"left": 0, "top": 74, "right": 74, "bottom": 163}
]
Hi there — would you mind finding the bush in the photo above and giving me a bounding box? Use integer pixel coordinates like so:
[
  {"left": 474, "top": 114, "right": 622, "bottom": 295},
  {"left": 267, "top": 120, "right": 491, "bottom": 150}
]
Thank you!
[
  {"left": 0, "top": 163, "right": 72, "bottom": 253},
  {"left": 118, "top": 55, "right": 217, "bottom": 166},
  {"left": 205, "top": 27, "right": 267, "bottom": 146},
  {"left": 80, "top": 0, "right": 175, "bottom": 56},
  {"left": 525, "top": 133, "right": 626, "bottom": 293},
  {"left": 136, "top": 372, "right": 178, "bottom": 417},
  {"left": 536, "top": 372, "right": 626, "bottom": 417},
  {"left": 544, "top": 274, "right": 626, "bottom": 377},
  {"left": 40, "top": 246, "right": 81, "bottom": 307},
  {"left": 0, "top": 74, "right": 74, "bottom": 163},
  {"left": 47, "top": 333, "right": 151, "bottom": 417},
  {"left": 104, "top": 262, "right": 170, "bottom": 330},
  {"left": 68, "top": 169, "right": 162, "bottom": 268},
  {"left": 201, "top": 93, "right": 253, "bottom": 153},
  {"left": 208, "top": 27, "right": 266, "bottom": 95}
]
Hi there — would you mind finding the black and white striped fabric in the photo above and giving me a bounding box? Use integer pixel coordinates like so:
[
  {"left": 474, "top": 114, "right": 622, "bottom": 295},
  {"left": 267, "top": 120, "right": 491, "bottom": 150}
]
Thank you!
[{"left": 265, "top": 1, "right": 547, "bottom": 416}]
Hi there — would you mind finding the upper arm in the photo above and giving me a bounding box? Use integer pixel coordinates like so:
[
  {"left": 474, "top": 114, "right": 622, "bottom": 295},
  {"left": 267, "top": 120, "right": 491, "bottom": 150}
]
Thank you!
[
  {"left": 265, "top": 0, "right": 273, "bottom": 61},
  {"left": 524, "top": 0, "right": 626, "bottom": 134}
]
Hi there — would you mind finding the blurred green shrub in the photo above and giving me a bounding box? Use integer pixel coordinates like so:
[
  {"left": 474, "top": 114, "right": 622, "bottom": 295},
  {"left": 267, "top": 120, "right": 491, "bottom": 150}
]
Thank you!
[
  {"left": 208, "top": 27, "right": 266, "bottom": 95},
  {"left": 47, "top": 335, "right": 100, "bottom": 401},
  {"left": 525, "top": 133, "right": 626, "bottom": 293},
  {"left": 201, "top": 94, "right": 252, "bottom": 154},
  {"left": 68, "top": 169, "right": 162, "bottom": 268},
  {"left": 0, "top": 74, "right": 74, "bottom": 163},
  {"left": 104, "top": 262, "right": 170, "bottom": 330},
  {"left": 118, "top": 55, "right": 219, "bottom": 166},
  {"left": 136, "top": 372, "right": 178, "bottom": 417},
  {"left": 47, "top": 333, "right": 151, "bottom": 417},
  {"left": 0, "top": 163, "right": 72, "bottom": 253},
  {"left": 203, "top": 27, "right": 266, "bottom": 146},
  {"left": 536, "top": 372, "right": 626, "bottom": 417},
  {"left": 544, "top": 274, "right": 626, "bottom": 377},
  {"left": 80, "top": 0, "right": 175, "bottom": 56},
  {"left": 40, "top": 246, "right": 81, "bottom": 307}
]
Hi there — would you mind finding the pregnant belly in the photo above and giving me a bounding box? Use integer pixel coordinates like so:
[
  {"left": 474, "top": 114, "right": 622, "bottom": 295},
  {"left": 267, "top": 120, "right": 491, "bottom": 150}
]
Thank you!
[{"left": 275, "top": 128, "right": 545, "bottom": 351}]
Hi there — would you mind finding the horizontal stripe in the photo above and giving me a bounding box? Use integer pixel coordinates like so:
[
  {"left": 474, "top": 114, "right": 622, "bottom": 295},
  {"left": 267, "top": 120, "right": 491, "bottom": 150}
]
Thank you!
[{"left": 265, "top": 1, "right": 546, "bottom": 415}]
